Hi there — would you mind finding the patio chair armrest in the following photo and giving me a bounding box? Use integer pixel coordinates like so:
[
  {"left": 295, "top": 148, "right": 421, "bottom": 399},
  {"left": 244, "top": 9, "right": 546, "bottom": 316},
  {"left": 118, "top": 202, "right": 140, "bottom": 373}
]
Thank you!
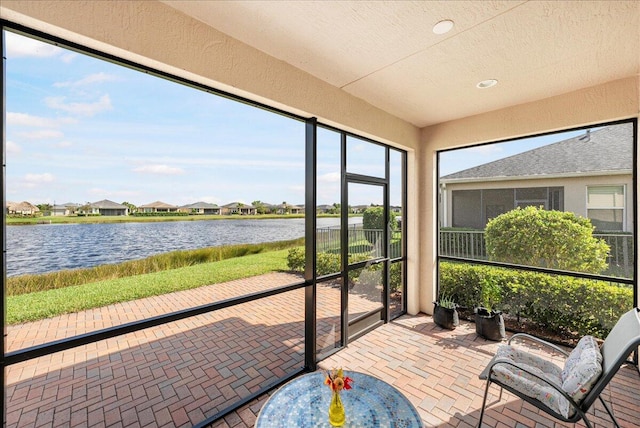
[{"left": 508, "top": 333, "right": 569, "bottom": 357}]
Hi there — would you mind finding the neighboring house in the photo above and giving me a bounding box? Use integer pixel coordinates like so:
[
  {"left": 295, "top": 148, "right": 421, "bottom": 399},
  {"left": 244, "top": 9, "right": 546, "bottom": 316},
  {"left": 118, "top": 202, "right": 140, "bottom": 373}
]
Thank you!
[
  {"left": 439, "top": 123, "right": 633, "bottom": 232},
  {"left": 138, "top": 201, "right": 179, "bottom": 213},
  {"left": 180, "top": 201, "right": 221, "bottom": 215},
  {"left": 221, "top": 202, "right": 257, "bottom": 215},
  {"left": 51, "top": 203, "right": 80, "bottom": 216},
  {"left": 6, "top": 201, "right": 40, "bottom": 216},
  {"left": 316, "top": 204, "right": 333, "bottom": 214},
  {"left": 351, "top": 205, "right": 370, "bottom": 214},
  {"left": 80, "top": 200, "right": 128, "bottom": 216},
  {"left": 273, "top": 203, "right": 303, "bottom": 214}
]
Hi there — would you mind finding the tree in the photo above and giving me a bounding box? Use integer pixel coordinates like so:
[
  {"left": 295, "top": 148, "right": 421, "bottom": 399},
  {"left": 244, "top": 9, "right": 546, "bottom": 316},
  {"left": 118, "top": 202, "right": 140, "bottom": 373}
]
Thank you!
[
  {"left": 485, "top": 206, "right": 609, "bottom": 274},
  {"left": 121, "top": 201, "right": 137, "bottom": 215},
  {"left": 362, "top": 206, "right": 398, "bottom": 245},
  {"left": 252, "top": 200, "right": 267, "bottom": 214}
]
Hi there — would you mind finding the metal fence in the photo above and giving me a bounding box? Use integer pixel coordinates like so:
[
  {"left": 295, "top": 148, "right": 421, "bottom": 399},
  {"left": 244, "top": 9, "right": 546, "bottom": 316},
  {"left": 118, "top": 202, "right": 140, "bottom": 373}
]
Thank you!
[
  {"left": 439, "top": 229, "right": 634, "bottom": 278},
  {"left": 316, "top": 225, "right": 402, "bottom": 258}
]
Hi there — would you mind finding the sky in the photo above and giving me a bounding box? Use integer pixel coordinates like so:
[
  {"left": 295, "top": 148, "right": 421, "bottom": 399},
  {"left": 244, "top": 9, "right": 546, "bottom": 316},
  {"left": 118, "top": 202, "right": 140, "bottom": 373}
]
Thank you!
[
  {"left": 438, "top": 128, "right": 588, "bottom": 177},
  {"left": 5, "top": 30, "right": 589, "bottom": 208}
]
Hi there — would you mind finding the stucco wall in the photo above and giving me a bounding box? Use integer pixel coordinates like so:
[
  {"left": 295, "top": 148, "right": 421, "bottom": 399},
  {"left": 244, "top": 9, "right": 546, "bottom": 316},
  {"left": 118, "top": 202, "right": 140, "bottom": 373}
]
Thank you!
[
  {"left": 443, "top": 174, "right": 634, "bottom": 233},
  {"left": 0, "top": 1, "right": 420, "bottom": 150},
  {"left": 419, "top": 77, "right": 640, "bottom": 314}
]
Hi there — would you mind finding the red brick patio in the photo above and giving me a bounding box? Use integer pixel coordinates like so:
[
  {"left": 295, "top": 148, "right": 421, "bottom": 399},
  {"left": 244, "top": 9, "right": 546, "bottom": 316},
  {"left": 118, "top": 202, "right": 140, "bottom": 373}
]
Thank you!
[{"left": 6, "top": 273, "right": 640, "bottom": 427}]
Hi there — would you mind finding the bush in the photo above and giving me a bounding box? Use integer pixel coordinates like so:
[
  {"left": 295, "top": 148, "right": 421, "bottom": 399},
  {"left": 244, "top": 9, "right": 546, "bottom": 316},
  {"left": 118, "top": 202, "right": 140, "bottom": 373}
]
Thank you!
[
  {"left": 439, "top": 261, "right": 632, "bottom": 339},
  {"left": 362, "top": 207, "right": 398, "bottom": 244},
  {"left": 485, "top": 206, "right": 609, "bottom": 274},
  {"left": 287, "top": 247, "right": 402, "bottom": 292}
]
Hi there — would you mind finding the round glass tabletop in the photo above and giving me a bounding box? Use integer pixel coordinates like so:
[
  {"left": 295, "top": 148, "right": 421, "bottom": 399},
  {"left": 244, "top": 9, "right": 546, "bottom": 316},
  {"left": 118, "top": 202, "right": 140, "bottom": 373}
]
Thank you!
[{"left": 256, "top": 371, "right": 423, "bottom": 428}]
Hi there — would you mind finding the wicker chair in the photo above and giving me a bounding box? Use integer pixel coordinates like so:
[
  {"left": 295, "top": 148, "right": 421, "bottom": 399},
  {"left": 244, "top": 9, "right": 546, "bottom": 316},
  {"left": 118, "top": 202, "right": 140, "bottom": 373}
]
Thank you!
[{"left": 477, "top": 308, "right": 640, "bottom": 428}]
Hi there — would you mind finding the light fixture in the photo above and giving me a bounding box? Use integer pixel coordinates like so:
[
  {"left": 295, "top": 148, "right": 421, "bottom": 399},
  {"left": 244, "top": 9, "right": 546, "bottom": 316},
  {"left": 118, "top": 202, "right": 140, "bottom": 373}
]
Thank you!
[
  {"left": 476, "top": 79, "right": 498, "bottom": 89},
  {"left": 432, "top": 20, "right": 454, "bottom": 35}
]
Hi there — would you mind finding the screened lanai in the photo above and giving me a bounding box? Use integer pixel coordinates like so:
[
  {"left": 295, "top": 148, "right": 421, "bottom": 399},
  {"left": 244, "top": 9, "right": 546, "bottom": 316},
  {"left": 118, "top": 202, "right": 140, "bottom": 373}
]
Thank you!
[{"left": 1, "top": 1, "right": 640, "bottom": 427}]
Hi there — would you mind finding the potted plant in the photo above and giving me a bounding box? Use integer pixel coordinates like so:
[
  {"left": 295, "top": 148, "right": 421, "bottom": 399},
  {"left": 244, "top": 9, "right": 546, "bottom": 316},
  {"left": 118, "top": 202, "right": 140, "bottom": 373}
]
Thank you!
[
  {"left": 475, "top": 279, "right": 506, "bottom": 341},
  {"left": 433, "top": 294, "right": 459, "bottom": 330}
]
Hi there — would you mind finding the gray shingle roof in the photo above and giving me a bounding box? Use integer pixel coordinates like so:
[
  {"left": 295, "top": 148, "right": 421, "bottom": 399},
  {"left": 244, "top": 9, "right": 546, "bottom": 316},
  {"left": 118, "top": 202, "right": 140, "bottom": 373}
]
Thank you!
[
  {"left": 441, "top": 123, "right": 633, "bottom": 182},
  {"left": 90, "top": 199, "right": 127, "bottom": 209},
  {"left": 181, "top": 202, "right": 220, "bottom": 209}
]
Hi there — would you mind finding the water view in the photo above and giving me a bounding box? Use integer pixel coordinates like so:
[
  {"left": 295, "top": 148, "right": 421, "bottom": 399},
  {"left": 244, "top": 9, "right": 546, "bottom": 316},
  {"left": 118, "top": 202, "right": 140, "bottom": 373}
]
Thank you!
[{"left": 7, "top": 217, "right": 358, "bottom": 277}]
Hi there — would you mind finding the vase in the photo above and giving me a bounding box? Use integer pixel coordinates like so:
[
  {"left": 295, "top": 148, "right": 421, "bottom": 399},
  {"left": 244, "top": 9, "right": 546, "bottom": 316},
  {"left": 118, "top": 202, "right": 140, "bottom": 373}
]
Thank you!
[{"left": 328, "top": 390, "right": 345, "bottom": 427}]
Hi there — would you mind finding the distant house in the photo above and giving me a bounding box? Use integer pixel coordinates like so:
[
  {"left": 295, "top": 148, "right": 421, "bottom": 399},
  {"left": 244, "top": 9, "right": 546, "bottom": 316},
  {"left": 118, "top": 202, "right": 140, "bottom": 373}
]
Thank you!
[
  {"left": 221, "top": 202, "right": 257, "bottom": 215},
  {"left": 180, "top": 201, "right": 221, "bottom": 215},
  {"left": 351, "top": 205, "right": 369, "bottom": 214},
  {"left": 273, "top": 203, "right": 303, "bottom": 215},
  {"left": 51, "top": 202, "right": 80, "bottom": 216},
  {"left": 138, "top": 201, "right": 179, "bottom": 213},
  {"left": 6, "top": 201, "right": 40, "bottom": 216},
  {"left": 316, "top": 204, "right": 333, "bottom": 214},
  {"left": 439, "top": 123, "right": 633, "bottom": 232},
  {"left": 80, "top": 200, "right": 128, "bottom": 216}
]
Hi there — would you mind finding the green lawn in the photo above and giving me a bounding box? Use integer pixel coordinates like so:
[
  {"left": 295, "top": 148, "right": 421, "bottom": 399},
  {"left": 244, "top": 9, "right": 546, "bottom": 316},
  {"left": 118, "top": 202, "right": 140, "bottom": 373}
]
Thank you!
[{"left": 8, "top": 249, "right": 292, "bottom": 325}]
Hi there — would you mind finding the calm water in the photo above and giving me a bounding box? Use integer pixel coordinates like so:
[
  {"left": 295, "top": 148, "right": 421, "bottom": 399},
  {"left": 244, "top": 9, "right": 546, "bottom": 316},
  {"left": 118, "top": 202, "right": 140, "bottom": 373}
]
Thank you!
[{"left": 6, "top": 218, "right": 355, "bottom": 277}]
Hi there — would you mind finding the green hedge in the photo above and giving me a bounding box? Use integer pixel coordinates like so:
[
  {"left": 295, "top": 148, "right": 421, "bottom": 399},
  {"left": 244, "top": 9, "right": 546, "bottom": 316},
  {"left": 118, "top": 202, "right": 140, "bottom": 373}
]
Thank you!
[
  {"left": 288, "top": 247, "right": 402, "bottom": 292},
  {"left": 439, "top": 261, "right": 632, "bottom": 339}
]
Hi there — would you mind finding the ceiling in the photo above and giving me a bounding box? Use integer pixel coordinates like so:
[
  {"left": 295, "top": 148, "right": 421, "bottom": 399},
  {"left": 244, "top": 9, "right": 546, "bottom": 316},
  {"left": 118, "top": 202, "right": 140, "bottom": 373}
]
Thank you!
[{"left": 162, "top": 1, "right": 639, "bottom": 128}]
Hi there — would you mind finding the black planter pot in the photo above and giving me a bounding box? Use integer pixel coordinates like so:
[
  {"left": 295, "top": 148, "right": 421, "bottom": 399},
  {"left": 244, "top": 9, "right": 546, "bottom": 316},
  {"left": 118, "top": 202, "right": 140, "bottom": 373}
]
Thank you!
[
  {"left": 475, "top": 307, "right": 506, "bottom": 341},
  {"left": 433, "top": 302, "right": 459, "bottom": 330}
]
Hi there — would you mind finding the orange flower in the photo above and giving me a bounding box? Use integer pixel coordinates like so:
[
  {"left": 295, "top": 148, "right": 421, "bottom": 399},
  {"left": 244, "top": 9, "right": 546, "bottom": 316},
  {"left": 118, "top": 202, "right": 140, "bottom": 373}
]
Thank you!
[{"left": 325, "top": 368, "right": 353, "bottom": 392}]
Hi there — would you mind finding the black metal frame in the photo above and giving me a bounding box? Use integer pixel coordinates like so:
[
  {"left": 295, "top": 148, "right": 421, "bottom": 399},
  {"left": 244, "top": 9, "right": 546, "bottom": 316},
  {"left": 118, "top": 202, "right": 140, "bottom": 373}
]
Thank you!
[
  {"left": 1, "top": 22, "right": 409, "bottom": 427},
  {"left": 436, "top": 118, "right": 639, "bottom": 333}
]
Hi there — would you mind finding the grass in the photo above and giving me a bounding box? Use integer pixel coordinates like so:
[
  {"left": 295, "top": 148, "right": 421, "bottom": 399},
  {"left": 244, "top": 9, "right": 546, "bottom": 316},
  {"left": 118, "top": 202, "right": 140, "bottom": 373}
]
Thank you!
[
  {"left": 7, "top": 248, "right": 294, "bottom": 325},
  {"left": 6, "top": 213, "right": 345, "bottom": 225},
  {"left": 8, "top": 238, "right": 304, "bottom": 296}
]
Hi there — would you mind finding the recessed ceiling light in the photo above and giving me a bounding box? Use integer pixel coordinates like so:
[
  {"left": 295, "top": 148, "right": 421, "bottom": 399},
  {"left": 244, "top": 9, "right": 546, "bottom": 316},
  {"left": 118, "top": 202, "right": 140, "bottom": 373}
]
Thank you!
[
  {"left": 433, "top": 20, "right": 454, "bottom": 35},
  {"left": 476, "top": 79, "right": 498, "bottom": 89}
]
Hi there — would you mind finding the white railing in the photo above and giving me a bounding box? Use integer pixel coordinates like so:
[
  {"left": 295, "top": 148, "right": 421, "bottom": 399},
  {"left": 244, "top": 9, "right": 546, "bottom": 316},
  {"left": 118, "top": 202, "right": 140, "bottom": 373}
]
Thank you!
[{"left": 438, "top": 230, "right": 634, "bottom": 278}]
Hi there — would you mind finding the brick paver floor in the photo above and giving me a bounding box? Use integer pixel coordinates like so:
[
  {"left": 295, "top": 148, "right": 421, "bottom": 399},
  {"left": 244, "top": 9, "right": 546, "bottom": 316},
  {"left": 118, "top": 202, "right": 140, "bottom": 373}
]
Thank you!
[
  {"left": 6, "top": 273, "right": 640, "bottom": 427},
  {"left": 215, "top": 315, "right": 640, "bottom": 428}
]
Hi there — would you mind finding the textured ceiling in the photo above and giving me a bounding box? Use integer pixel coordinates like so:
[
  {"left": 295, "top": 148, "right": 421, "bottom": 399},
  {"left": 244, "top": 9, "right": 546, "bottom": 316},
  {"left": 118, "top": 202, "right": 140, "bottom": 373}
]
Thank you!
[{"left": 162, "top": 1, "right": 640, "bottom": 128}]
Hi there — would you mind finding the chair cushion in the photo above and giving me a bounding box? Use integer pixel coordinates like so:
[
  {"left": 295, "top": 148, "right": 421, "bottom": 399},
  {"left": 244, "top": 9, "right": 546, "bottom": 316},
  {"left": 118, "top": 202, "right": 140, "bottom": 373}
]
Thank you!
[
  {"left": 561, "top": 335, "right": 603, "bottom": 403},
  {"left": 491, "top": 345, "right": 571, "bottom": 417}
]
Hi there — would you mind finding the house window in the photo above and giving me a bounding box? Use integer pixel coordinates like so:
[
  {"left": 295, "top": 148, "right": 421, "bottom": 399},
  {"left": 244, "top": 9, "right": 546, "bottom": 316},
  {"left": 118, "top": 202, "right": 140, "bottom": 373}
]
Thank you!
[{"left": 587, "top": 185, "right": 625, "bottom": 231}]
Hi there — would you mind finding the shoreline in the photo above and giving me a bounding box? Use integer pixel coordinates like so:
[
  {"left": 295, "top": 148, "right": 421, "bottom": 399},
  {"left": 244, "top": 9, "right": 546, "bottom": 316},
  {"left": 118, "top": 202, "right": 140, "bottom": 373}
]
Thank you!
[{"left": 6, "top": 213, "right": 349, "bottom": 226}]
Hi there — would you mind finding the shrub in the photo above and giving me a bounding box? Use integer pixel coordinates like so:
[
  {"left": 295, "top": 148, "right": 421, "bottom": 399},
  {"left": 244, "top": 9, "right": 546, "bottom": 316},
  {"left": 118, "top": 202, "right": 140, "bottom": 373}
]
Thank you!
[
  {"left": 287, "top": 248, "right": 403, "bottom": 292},
  {"left": 439, "top": 261, "right": 632, "bottom": 339},
  {"left": 362, "top": 207, "right": 398, "bottom": 244},
  {"left": 485, "top": 206, "right": 609, "bottom": 274}
]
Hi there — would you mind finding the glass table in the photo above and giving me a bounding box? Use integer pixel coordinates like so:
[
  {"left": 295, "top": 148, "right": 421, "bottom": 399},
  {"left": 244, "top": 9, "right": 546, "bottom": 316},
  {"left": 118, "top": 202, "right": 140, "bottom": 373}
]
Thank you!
[{"left": 256, "top": 371, "right": 423, "bottom": 427}]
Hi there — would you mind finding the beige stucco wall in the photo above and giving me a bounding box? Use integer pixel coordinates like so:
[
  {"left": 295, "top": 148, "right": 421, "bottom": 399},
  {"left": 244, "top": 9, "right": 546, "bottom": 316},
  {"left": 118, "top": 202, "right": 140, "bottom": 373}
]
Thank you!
[
  {"left": 420, "top": 77, "right": 640, "bottom": 315},
  {"left": 443, "top": 174, "right": 634, "bottom": 232},
  {"left": 0, "top": 1, "right": 420, "bottom": 149}
]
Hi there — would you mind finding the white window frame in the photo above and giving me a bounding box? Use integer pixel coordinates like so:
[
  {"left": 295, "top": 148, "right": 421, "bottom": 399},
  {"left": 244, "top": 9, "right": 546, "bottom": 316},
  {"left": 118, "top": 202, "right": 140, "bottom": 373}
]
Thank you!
[{"left": 586, "top": 184, "right": 626, "bottom": 231}]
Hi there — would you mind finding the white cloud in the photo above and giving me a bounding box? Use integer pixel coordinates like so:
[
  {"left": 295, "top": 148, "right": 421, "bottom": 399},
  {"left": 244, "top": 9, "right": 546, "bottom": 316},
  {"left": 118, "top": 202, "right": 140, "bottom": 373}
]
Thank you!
[
  {"left": 25, "top": 173, "right": 55, "bottom": 184},
  {"left": 55, "top": 141, "right": 74, "bottom": 148},
  {"left": 5, "top": 32, "right": 62, "bottom": 58},
  {"left": 54, "top": 72, "right": 118, "bottom": 88},
  {"left": 468, "top": 145, "right": 504, "bottom": 155},
  {"left": 318, "top": 172, "right": 340, "bottom": 183},
  {"left": 6, "top": 140, "right": 22, "bottom": 154},
  {"left": 45, "top": 94, "right": 113, "bottom": 117},
  {"left": 133, "top": 164, "right": 185, "bottom": 175},
  {"left": 18, "top": 130, "right": 65, "bottom": 140},
  {"left": 7, "top": 112, "right": 77, "bottom": 128}
]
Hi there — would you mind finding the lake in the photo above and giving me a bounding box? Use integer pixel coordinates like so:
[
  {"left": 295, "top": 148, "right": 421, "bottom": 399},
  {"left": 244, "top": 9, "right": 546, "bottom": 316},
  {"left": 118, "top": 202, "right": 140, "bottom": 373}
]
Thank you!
[{"left": 6, "top": 217, "right": 357, "bottom": 277}]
